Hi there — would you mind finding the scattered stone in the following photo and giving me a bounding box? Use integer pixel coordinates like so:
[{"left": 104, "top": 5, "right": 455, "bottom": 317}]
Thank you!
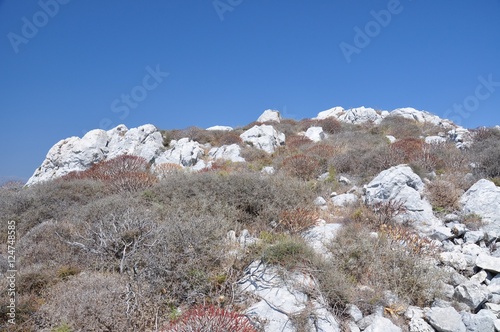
[
  {"left": 330, "top": 193, "right": 358, "bottom": 207},
  {"left": 425, "top": 136, "right": 447, "bottom": 144},
  {"left": 454, "top": 281, "right": 490, "bottom": 310},
  {"left": 470, "top": 270, "right": 488, "bottom": 284},
  {"left": 314, "top": 196, "right": 327, "bottom": 206},
  {"left": 484, "top": 303, "right": 500, "bottom": 317},
  {"left": 347, "top": 304, "right": 363, "bottom": 322},
  {"left": 465, "top": 231, "right": 485, "bottom": 244},
  {"left": 461, "top": 309, "right": 496, "bottom": 332},
  {"left": 261, "top": 166, "right": 275, "bottom": 175},
  {"left": 425, "top": 306, "right": 466, "bottom": 332},
  {"left": 440, "top": 251, "right": 468, "bottom": 271},
  {"left": 409, "top": 317, "right": 434, "bottom": 332},
  {"left": 477, "top": 254, "right": 500, "bottom": 273},
  {"left": 339, "top": 175, "right": 351, "bottom": 185},
  {"left": 364, "top": 316, "right": 402, "bottom": 332},
  {"left": 386, "top": 135, "right": 396, "bottom": 143}
]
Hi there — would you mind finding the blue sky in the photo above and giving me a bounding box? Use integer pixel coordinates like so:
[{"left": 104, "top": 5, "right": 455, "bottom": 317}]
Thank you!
[{"left": 1, "top": 0, "right": 500, "bottom": 182}]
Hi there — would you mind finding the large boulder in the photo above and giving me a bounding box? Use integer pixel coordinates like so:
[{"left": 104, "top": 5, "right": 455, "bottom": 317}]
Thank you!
[
  {"left": 315, "top": 106, "right": 345, "bottom": 120},
  {"left": 26, "top": 124, "right": 164, "bottom": 186},
  {"left": 460, "top": 179, "right": 500, "bottom": 228},
  {"left": 240, "top": 125, "right": 285, "bottom": 153},
  {"left": 257, "top": 109, "right": 281, "bottom": 123},
  {"left": 156, "top": 138, "right": 204, "bottom": 167},
  {"left": 305, "top": 126, "right": 327, "bottom": 142},
  {"left": 239, "top": 261, "right": 340, "bottom": 332},
  {"left": 338, "top": 106, "right": 384, "bottom": 125},
  {"left": 208, "top": 144, "right": 245, "bottom": 163},
  {"left": 364, "top": 165, "right": 440, "bottom": 227}
]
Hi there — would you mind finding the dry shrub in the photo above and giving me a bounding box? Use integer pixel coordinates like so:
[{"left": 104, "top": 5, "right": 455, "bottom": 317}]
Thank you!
[
  {"left": 426, "top": 179, "right": 461, "bottom": 213},
  {"left": 317, "top": 117, "right": 342, "bottom": 134},
  {"left": 305, "top": 143, "right": 337, "bottom": 161},
  {"left": 379, "top": 224, "right": 438, "bottom": 256},
  {"left": 390, "top": 138, "right": 424, "bottom": 164},
  {"left": 286, "top": 135, "right": 314, "bottom": 151},
  {"left": 276, "top": 208, "right": 318, "bottom": 233},
  {"left": 163, "top": 305, "right": 257, "bottom": 332},
  {"left": 468, "top": 127, "right": 500, "bottom": 178},
  {"left": 281, "top": 154, "right": 321, "bottom": 180},
  {"left": 154, "top": 162, "right": 183, "bottom": 179},
  {"left": 324, "top": 223, "right": 444, "bottom": 312},
  {"left": 35, "top": 273, "right": 139, "bottom": 331},
  {"left": 370, "top": 199, "right": 407, "bottom": 226},
  {"left": 216, "top": 131, "right": 243, "bottom": 145},
  {"left": 380, "top": 116, "right": 422, "bottom": 138},
  {"left": 62, "top": 155, "right": 157, "bottom": 193}
]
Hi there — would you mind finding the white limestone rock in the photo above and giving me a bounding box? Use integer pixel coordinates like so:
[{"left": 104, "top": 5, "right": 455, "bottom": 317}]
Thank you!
[
  {"left": 390, "top": 107, "right": 453, "bottom": 128},
  {"left": 206, "top": 125, "right": 233, "bottom": 131},
  {"left": 339, "top": 106, "right": 383, "bottom": 125},
  {"left": 302, "top": 222, "right": 342, "bottom": 257},
  {"left": 364, "top": 316, "right": 402, "bottom": 332},
  {"left": 364, "top": 164, "right": 440, "bottom": 227},
  {"left": 156, "top": 138, "right": 204, "bottom": 167},
  {"left": 239, "top": 261, "right": 340, "bottom": 332},
  {"left": 26, "top": 124, "right": 164, "bottom": 186},
  {"left": 460, "top": 179, "right": 500, "bottom": 227},
  {"left": 315, "top": 106, "right": 345, "bottom": 120},
  {"left": 476, "top": 254, "right": 500, "bottom": 274},
  {"left": 454, "top": 281, "right": 491, "bottom": 310},
  {"left": 331, "top": 193, "right": 358, "bottom": 207},
  {"left": 257, "top": 109, "right": 281, "bottom": 123},
  {"left": 425, "top": 136, "right": 447, "bottom": 144},
  {"left": 305, "top": 126, "right": 327, "bottom": 142},
  {"left": 208, "top": 144, "right": 245, "bottom": 162},
  {"left": 240, "top": 125, "right": 285, "bottom": 153}
]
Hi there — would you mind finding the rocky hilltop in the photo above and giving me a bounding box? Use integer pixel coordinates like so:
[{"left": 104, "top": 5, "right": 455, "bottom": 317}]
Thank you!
[{"left": 4, "top": 106, "right": 500, "bottom": 331}]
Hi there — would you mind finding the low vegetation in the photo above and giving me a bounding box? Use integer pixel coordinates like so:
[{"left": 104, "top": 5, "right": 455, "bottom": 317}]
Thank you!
[{"left": 1, "top": 116, "right": 499, "bottom": 331}]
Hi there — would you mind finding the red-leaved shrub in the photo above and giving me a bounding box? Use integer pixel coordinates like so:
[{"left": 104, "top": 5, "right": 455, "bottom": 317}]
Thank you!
[{"left": 163, "top": 305, "right": 256, "bottom": 332}]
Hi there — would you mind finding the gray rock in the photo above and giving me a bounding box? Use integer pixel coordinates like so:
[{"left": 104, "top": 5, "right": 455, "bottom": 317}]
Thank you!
[
  {"left": 440, "top": 251, "right": 469, "bottom": 271},
  {"left": 470, "top": 270, "right": 488, "bottom": 284},
  {"left": 431, "top": 226, "right": 454, "bottom": 241},
  {"left": 338, "top": 106, "right": 384, "bottom": 125},
  {"left": 484, "top": 303, "right": 500, "bottom": 317},
  {"left": 409, "top": 317, "right": 435, "bottom": 332},
  {"left": 208, "top": 144, "right": 245, "bottom": 162},
  {"left": 257, "top": 109, "right": 281, "bottom": 123},
  {"left": 425, "top": 306, "right": 466, "bottom": 332},
  {"left": 452, "top": 223, "right": 467, "bottom": 237},
  {"left": 425, "top": 136, "right": 447, "bottom": 144},
  {"left": 347, "top": 304, "right": 363, "bottom": 322},
  {"left": 346, "top": 321, "right": 361, "bottom": 332},
  {"left": 465, "top": 231, "right": 485, "bottom": 244},
  {"left": 444, "top": 213, "right": 460, "bottom": 222},
  {"left": 339, "top": 175, "right": 352, "bottom": 185},
  {"left": 494, "top": 319, "right": 500, "bottom": 331},
  {"left": 477, "top": 254, "right": 500, "bottom": 273},
  {"left": 261, "top": 166, "right": 275, "bottom": 175},
  {"left": 302, "top": 222, "right": 342, "bottom": 257},
  {"left": 461, "top": 309, "right": 496, "bottom": 332},
  {"left": 365, "top": 165, "right": 440, "bottom": 227},
  {"left": 240, "top": 124, "right": 285, "bottom": 153},
  {"left": 460, "top": 179, "right": 500, "bottom": 226},
  {"left": 330, "top": 193, "right": 358, "bottom": 207},
  {"left": 454, "top": 281, "right": 490, "bottom": 310},
  {"left": 314, "top": 196, "right": 327, "bottom": 206},
  {"left": 364, "top": 316, "right": 402, "bottom": 332}
]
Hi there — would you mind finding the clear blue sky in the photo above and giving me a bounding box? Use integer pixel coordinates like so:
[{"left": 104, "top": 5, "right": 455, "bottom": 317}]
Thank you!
[{"left": 1, "top": 0, "right": 500, "bottom": 182}]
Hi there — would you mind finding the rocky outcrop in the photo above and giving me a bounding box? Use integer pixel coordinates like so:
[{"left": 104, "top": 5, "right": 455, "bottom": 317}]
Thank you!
[
  {"left": 208, "top": 144, "right": 245, "bottom": 162},
  {"left": 315, "top": 106, "right": 384, "bottom": 125},
  {"left": 257, "top": 109, "right": 281, "bottom": 123},
  {"left": 240, "top": 125, "right": 285, "bottom": 153},
  {"left": 26, "top": 124, "right": 163, "bottom": 186},
  {"left": 206, "top": 125, "right": 233, "bottom": 131},
  {"left": 389, "top": 107, "right": 453, "bottom": 128},
  {"left": 155, "top": 138, "right": 204, "bottom": 167}
]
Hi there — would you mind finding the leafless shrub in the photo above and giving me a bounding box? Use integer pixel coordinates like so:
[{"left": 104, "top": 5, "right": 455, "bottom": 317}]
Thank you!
[
  {"left": 425, "top": 179, "right": 461, "bottom": 213},
  {"left": 370, "top": 199, "right": 407, "bottom": 226},
  {"left": 317, "top": 117, "right": 342, "bottom": 134},
  {"left": 281, "top": 154, "right": 321, "bottom": 180},
  {"left": 35, "top": 273, "right": 139, "bottom": 331},
  {"left": 285, "top": 135, "right": 314, "bottom": 151},
  {"left": 154, "top": 162, "right": 184, "bottom": 179},
  {"left": 276, "top": 208, "right": 318, "bottom": 233},
  {"left": 468, "top": 128, "right": 500, "bottom": 178},
  {"left": 379, "top": 224, "right": 439, "bottom": 256},
  {"left": 380, "top": 116, "right": 422, "bottom": 138}
]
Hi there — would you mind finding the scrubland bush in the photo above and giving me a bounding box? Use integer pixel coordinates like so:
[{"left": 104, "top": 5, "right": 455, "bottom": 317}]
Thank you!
[
  {"left": 469, "top": 127, "right": 500, "bottom": 178},
  {"left": 321, "top": 223, "right": 444, "bottom": 314},
  {"left": 317, "top": 117, "right": 343, "bottom": 134},
  {"left": 285, "top": 135, "right": 314, "bottom": 151},
  {"left": 281, "top": 154, "right": 322, "bottom": 180},
  {"left": 426, "top": 179, "right": 461, "bottom": 213},
  {"left": 379, "top": 116, "right": 423, "bottom": 138}
]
